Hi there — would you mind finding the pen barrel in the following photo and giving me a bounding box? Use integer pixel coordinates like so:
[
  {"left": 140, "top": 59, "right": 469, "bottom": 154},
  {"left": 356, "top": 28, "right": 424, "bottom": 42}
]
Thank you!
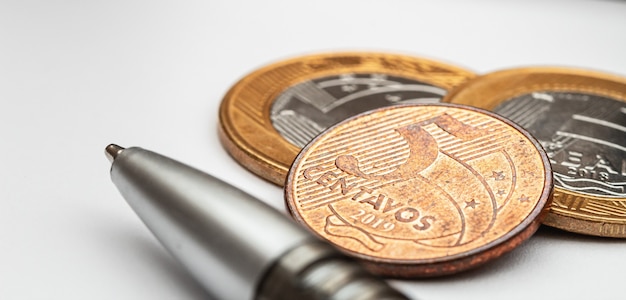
[
  {"left": 109, "top": 147, "right": 409, "bottom": 300},
  {"left": 110, "top": 147, "right": 313, "bottom": 300}
]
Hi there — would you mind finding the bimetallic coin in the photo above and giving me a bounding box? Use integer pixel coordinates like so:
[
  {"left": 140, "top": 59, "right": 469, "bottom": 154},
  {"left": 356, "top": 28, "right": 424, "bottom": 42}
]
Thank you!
[
  {"left": 444, "top": 67, "right": 626, "bottom": 237},
  {"left": 285, "top": 104, "right": 553, "bottom": 277},
  {"left": 219, "top": 52, "right": 476, "bottom": 185}
]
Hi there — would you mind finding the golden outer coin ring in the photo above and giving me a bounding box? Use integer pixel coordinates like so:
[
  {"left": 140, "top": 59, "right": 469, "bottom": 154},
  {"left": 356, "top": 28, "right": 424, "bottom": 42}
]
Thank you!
[
  {"left": 443, "top": 67, "right": 626, "bottom": 238},
  {"left": 285, "top": 103, "right": 554, "bottom": 277},
  {"left": 218, "top": 52, "right": 476, "bottom": 186}
]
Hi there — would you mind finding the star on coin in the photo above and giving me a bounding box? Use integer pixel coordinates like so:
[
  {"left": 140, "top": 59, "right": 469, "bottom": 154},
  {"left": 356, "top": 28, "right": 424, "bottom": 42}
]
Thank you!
[
  {"left": 385, "top": 94, "right": 402, "bottom": 102},
  {"left": 496, "top": 189, "right": 506, "bottom": 196},
  {"left": 518, "top": 195, "right": 530, "bottom": 203},
  {"left": 342, "top": 84, "right": 357, "bottom": 92},
  {"left": 492, "top": 171, "right": 505, "bottom": 181},
  {"left": 465, "top": 199, "right": 479, "bottom": 209}
]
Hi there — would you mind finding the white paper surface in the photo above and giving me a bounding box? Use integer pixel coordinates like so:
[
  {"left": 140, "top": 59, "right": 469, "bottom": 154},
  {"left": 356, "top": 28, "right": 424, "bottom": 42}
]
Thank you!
[{"left": 1, "top": 0, "right": 625, "bottom": 299}]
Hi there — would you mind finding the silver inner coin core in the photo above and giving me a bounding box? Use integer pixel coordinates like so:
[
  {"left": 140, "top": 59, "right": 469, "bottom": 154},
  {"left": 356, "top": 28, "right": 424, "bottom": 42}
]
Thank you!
[
  {"left": 495, "top": 91, "right": 626, "bottom": 198},
  {"left": 270, "top": 73, "right": 446, "bottom": 148}
]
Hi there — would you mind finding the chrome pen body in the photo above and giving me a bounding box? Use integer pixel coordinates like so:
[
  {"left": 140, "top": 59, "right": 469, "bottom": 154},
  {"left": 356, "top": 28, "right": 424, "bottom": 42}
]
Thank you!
[{"left": 105, "top": 144, "right": 409, "bottom": 300}]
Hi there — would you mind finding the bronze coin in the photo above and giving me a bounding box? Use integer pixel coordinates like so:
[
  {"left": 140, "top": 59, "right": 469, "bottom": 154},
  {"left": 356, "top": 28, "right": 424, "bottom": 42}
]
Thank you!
[
  {"left": 285, "top": 104, "right": 553, "bottom": 277},
  {"left": 218, "top": 52, "right": 476, "bottom": 185},
  {"left": 444, "top": 67, "right": 626, "bottom": 237}
]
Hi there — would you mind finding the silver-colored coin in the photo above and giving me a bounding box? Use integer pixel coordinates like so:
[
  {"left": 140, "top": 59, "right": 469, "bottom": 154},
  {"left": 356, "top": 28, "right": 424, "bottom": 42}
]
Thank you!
[
  {"left": 270, "top": 73, "right": 446, "bottom": 147},
  {"left": 495, "top": 91, "right": 626, "bottom": 198}
]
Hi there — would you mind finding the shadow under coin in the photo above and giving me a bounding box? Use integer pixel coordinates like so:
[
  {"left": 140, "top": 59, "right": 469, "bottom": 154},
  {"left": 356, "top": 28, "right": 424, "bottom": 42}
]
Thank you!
[
  {"left": 389, "top": 225, "right": 556, "bottom": 284},
  {"left": 391, "top": 224, "right": 625, "bottom": 287},
  {"left": 534, "top": 225, "right": 626, "bottom": 244}
]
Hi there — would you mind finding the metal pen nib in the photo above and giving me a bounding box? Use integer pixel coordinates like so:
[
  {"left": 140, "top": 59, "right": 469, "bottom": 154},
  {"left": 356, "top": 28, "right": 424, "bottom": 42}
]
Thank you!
[
  {"left": 104, "top": 144, "right": 124, "bottom": 162},
  {"left": 106, "top": 144, "right": 409, "bottom": 300}
]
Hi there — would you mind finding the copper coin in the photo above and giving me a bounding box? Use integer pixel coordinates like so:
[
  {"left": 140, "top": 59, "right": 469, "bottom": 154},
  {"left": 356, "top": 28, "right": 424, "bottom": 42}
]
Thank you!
[
  {"left": 218, "top": 52, "right": 476, "bottom": 185},
  {"left": 285, "top": 104, "right": 553, "bottom": 277},
  {"left": 444, "top": 67, "right": 626, "bottom": 237}
]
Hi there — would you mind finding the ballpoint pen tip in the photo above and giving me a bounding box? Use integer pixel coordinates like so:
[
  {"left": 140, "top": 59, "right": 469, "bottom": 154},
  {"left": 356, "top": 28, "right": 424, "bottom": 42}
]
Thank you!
[{"left": 105, "top": 144, "right": 125, "bottom": 163}]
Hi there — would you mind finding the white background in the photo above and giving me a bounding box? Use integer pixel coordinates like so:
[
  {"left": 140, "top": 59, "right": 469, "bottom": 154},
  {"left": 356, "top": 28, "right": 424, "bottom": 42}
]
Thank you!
[{"left": 2, "top": 0, "right": 626, "bottom": 299}]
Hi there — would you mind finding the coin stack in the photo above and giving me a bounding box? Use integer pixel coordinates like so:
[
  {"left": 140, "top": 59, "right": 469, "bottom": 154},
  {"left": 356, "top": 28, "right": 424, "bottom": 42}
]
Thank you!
[{"left": 218, "top": 52, "right": 626, "bottom": 277}]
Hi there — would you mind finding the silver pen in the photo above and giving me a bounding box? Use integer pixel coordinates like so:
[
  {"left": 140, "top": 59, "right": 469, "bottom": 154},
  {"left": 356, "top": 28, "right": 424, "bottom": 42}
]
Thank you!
[{"left": 105, "top": 144, "right": 410, "bottom": 300}]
